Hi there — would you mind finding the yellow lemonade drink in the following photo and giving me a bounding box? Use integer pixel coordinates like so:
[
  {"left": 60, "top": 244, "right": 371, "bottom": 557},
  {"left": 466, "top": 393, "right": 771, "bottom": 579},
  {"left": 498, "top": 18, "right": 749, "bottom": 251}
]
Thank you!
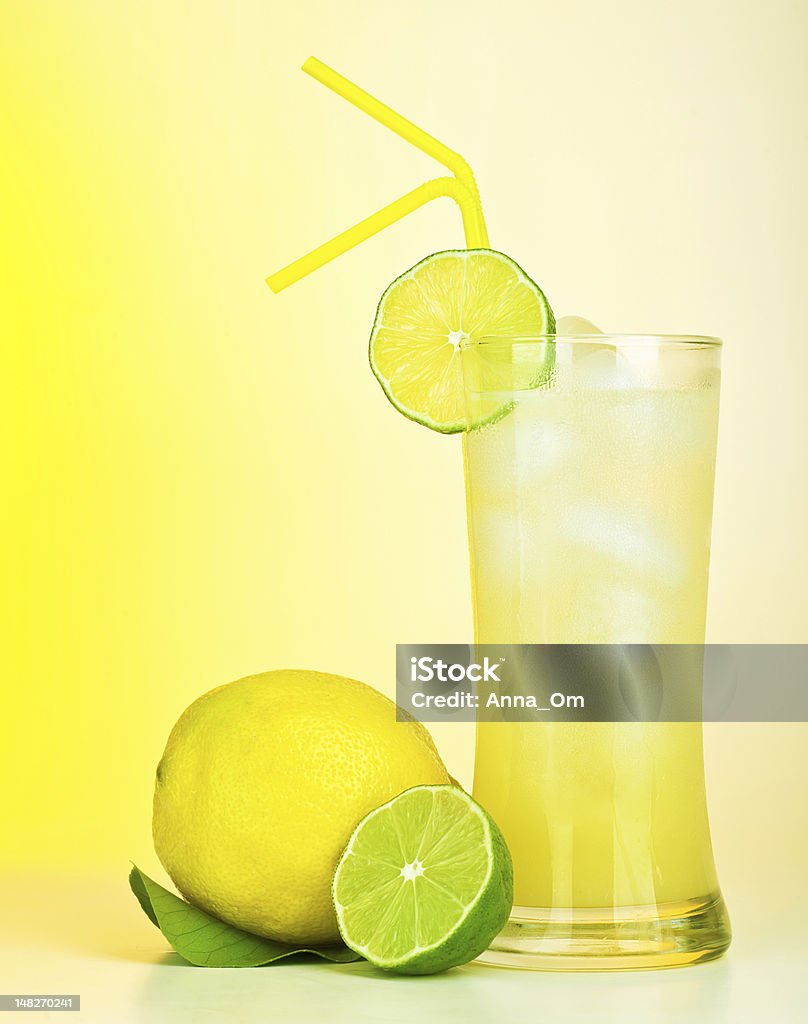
[{"left": 464, "top": 334, "right": 731, "bottom": 967}]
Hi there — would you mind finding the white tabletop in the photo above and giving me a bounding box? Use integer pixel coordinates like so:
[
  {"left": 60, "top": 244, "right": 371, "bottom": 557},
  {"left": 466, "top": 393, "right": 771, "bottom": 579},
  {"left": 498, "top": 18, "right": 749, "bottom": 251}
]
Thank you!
[{"left": 2, "top": 871, "right": 805, "bottom": 1023}]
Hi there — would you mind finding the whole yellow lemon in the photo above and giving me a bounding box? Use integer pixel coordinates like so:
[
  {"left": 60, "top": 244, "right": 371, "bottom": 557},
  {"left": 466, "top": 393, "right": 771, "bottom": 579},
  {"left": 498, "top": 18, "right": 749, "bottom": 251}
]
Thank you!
[{"left": 152, "top": 669, "right": 450, "bottom": 944}]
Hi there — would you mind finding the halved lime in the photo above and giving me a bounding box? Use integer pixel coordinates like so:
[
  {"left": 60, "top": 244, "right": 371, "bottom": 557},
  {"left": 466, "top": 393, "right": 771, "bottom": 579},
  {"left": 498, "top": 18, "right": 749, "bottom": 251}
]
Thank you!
[
  {"left": 332, "top": 784, "right": 513, "bottom": 974},
  {"left": 369, "top": 249, "right": 555, "bottom": 433}
]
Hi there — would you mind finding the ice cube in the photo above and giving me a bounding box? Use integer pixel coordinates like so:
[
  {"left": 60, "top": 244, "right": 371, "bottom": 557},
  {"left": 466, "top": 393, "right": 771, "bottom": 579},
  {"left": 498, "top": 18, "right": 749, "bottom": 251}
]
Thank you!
[
  {"left": 563, "top": 504, "right": 684, "bottom": 586},
  {"left": 556, "top": 315, "right": 603, "bottom": 335},
  {"left": 571, "top": 345, "right": 639, "bottom": 390},
  {"left": 620, "top": 342, "right": 659, "bottom": 375},
  {"left": 556, "top": 316, "right": 659, "bottom": 386},
  {"left": 554, "top": 317, "right": 636, "bottom": 387},
  {"left": 512, "top": 412, "right": 575, "bottom": 482}
]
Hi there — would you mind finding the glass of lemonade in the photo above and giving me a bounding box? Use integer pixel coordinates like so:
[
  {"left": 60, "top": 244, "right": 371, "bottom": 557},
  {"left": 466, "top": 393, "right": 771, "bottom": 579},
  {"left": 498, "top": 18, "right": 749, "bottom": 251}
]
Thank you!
[
  {"left": 269, "top": 57, "right": 739, "bottom": 974},
  {"left": 462, "top": 333, "right": 731, "bottom": 969}
]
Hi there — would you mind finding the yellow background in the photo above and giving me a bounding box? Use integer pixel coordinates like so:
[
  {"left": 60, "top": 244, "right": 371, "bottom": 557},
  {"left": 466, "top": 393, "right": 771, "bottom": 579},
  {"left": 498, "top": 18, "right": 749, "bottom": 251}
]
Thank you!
[{"left": 2, "top": 0, "right": 807, "bottom": 930}]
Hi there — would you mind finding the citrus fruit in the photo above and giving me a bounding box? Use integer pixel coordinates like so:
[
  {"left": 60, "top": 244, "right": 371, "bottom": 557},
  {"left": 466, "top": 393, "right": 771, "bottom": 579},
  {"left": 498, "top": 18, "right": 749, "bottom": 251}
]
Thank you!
[
  {"left": 332, "top": 784, "right": 513, "bottom": 974},
  {"left": 369, "top": 248, "right": 554, "bottom": 433},
  {"left": 152, "top": 670, "right": 451, "bottom": 945}
]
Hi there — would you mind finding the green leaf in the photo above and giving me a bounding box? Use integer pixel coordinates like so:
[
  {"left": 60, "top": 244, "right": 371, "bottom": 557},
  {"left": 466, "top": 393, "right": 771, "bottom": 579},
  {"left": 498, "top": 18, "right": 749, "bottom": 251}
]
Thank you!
[{"left": 129, "top": 865, "right": 362, "bottom": 967}]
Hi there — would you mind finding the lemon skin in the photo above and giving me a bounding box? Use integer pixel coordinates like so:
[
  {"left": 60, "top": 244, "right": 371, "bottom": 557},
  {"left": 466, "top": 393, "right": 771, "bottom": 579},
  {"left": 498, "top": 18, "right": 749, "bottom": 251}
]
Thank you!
[{"left": 152, "top": 669, "right": 450, "bottom": 945}]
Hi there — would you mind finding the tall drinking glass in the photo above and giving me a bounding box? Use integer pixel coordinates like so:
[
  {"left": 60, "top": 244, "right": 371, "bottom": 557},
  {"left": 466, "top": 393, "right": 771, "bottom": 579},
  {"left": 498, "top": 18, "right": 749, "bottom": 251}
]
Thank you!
[{"left": 462, "top": 334, "right": 731, "bottom": 969}]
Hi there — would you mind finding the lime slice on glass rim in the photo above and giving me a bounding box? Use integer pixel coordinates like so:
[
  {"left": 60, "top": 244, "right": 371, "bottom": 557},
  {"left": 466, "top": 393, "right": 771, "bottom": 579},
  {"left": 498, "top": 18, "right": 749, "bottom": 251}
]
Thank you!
[
  {"left": 332, "top": 784, "right": 513, "bottom": 974},
  {"left": 369, "top": 249, "right": 555, "bottom": 433}
]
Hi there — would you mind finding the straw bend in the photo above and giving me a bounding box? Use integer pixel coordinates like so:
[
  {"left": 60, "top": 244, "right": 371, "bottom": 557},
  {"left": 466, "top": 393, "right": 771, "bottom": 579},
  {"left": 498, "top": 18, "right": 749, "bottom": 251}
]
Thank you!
[{"left": 301, "top": 57, "right": 488, "bottom": 246}]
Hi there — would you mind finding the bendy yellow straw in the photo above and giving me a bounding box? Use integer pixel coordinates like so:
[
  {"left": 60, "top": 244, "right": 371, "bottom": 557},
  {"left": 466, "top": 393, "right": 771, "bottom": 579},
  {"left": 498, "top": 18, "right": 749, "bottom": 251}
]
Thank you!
[{"left": 266, "top": 57, "right": 488, "bottom": 293}]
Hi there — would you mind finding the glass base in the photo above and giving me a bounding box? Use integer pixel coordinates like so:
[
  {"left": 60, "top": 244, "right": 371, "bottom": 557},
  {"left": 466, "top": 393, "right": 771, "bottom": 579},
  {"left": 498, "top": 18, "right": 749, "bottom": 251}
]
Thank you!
[{"left": 477, "top": 893, "right": 731, "bottom": 971}]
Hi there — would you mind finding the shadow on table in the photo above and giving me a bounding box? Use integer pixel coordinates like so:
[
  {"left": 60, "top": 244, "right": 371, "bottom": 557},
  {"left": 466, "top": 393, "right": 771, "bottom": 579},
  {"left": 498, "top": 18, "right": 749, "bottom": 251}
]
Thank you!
[{"left": 135, "top": 954, "right": 733, "bottom": 1024}]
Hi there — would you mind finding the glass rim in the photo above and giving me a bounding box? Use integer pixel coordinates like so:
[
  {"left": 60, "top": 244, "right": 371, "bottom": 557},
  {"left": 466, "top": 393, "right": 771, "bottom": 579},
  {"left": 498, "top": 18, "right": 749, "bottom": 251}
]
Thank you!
[{"left": 469, "top": 333, "right": 722, "bottom": 349}]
